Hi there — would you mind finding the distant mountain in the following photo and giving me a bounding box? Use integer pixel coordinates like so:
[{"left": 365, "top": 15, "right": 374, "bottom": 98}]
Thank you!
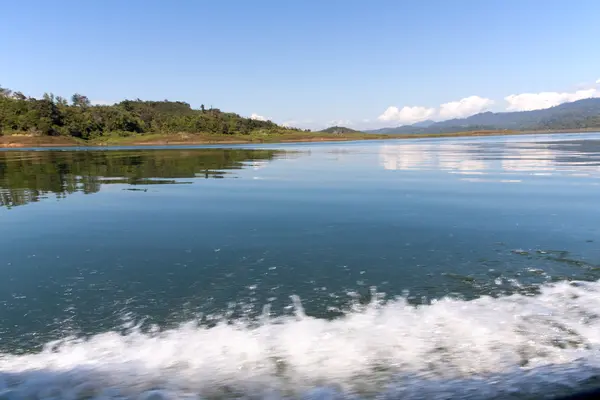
[
  {"left": 367, "top": 119, "right": 436, "bottom": 134},
  {"left": 366, "top": 98, "right": 600, "bottom": 134},
  {"left": 320, "top": 126, "right": 362, "bottom": 134},
  {"left": 367, "top": 126, "right": 404, "bottom": 135},
  {"left": 411, "top": 119, "right": 436, "bottom": 128}
]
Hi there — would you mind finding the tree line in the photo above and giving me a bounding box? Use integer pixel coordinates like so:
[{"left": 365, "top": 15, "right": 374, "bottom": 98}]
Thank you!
[{"left": 0, "top": 85, "right": 306, "bottom": 139}]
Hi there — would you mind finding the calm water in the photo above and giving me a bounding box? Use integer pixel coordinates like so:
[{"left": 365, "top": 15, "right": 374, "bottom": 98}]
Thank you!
[{"left": 1, "top": 133, "right": 600, "bottom": 399}]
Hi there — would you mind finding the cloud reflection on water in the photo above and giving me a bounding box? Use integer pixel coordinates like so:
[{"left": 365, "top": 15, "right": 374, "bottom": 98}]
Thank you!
[{"left": 379, "top": 137, "right": 600, "bottom": 179}]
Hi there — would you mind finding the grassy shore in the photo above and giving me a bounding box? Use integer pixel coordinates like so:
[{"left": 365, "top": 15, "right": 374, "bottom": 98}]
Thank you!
[
  {"left": 0, "top": 131, "right": 392, "bottom": 148},
  {"left": 1, "top": 128, "right": 599, "bottom": 148}
]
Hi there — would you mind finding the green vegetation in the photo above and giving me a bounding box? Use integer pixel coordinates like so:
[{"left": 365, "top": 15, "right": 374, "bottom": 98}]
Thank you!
[
  {"left": 0, "top": 85, "right": 396, "bottom": 146},
  {"left": 320, "top": 126, "right": 363, "bottom": 134},
  {"left": 0, "top": 149, "right": 284, "bottom": 208},
  {"left": 0, "top": 85, "right": 306, "bottom": 140}
]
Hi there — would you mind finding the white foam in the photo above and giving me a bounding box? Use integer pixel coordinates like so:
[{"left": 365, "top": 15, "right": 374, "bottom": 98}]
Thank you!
[{"left": 2, "top": 280, "right": 600, "bottom": 399}]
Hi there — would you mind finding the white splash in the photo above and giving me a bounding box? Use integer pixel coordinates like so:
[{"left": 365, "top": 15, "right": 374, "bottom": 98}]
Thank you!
[{"left": 2, "top": 280, "right": 600, "bottom": 399}]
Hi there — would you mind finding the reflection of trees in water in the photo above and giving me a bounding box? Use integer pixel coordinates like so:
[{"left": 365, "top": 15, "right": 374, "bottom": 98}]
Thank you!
[{"left": 0, "top": 149, "right": 282, "bottom": 208}]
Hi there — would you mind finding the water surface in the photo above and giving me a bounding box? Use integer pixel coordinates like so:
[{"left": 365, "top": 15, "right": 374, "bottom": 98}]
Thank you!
[{"left": 1, "top": 133, "right": 600, "bottom": 399}]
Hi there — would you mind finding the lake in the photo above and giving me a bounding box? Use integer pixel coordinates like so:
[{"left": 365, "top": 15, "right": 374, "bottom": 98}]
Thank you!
[{"left": 1, "top": 133, "right": 600, "bottom": 399}]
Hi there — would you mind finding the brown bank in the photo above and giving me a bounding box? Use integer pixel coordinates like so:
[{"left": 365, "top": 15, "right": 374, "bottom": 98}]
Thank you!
[
  {"left": 0, "top": 129, "right": 596, "bottom": 148},
  {"left": 0, "top": 132, "right": 391, "bottom": 148}
]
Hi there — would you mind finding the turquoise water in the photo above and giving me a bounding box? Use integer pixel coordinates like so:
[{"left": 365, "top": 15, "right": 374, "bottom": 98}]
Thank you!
[{"left": 1, "top": 133, "right": 600, "bottom": 399}]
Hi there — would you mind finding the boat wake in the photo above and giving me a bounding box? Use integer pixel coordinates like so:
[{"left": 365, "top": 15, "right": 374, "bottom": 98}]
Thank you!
[{"left": 2, "top": 279, "right": 600, "bottom": 399}]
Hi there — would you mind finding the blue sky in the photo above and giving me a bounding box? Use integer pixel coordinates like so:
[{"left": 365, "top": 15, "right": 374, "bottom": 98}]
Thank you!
[{"left": 1, "top": 0, "right": 599, "bottom": 129}]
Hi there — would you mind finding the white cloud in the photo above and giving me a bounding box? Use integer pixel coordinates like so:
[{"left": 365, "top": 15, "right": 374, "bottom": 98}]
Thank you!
[
  {"left": 377, "top": 96, "right": 491, "bottom": 126},
  {"left": 250, "top": 113, "right": 269, "bottom": 121},
  {"left": 281, "top": 119, "right": 315, "bottom": 129},
  {"left": 376, "top": 85, "right": 597, "bottom": 127},
  {"left": 439, "top": 96, "right": 494, "bottom": 119},
  {"left": 504, "top": 88, "right": 599, "bottom": 111},
  {"left": 328, "top": 119, "right": 353, "bottom": 126},
  {"left": 596, "top": 78, "right": 600, "bottom": 84},
  {"left": 91, "top": 100, "right": 116, "bottom": 106},
  {"left": 378, "top": 106, "right": 436, "bottom": 124}
]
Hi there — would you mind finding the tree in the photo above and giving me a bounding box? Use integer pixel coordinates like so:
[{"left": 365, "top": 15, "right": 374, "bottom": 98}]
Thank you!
[
  {"left": 55, "top": 96, "right": 68, "bottom": 106},
  {"left": 221, "top": 122, "right": 229, "bottom": 135},
  {"left": 43, "top": 92, "right": 55, "bottom": 103},
  {"left": 0, "top": 85, "right": 12, "bottom": 98},
  {"left": 0, "top": 85, "right": 301, "bottom": 139},
  {"left": 120, "top": 100, "right": 134, "bottom": 111},
  {"left": 71, "top": 93, "right": 90, "bottom": 108},
  {"left": 12, "top": 92, "right": 27, "bottom": 101}
]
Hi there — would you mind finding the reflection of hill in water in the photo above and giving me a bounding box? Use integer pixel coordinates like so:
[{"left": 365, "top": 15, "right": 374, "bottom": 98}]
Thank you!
[{"left": 0, "top": 149, "right": 284, "bottom": 208}]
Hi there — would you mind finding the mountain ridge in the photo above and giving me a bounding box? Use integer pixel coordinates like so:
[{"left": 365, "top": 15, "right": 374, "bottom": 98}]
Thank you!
[{"left": 367, "top": 98, "right": 600, "bottom": 134}]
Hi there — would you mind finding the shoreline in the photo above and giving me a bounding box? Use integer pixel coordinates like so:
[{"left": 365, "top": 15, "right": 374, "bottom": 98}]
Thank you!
[{"left": 1, "top": 129, "right": 599, "bottom": 148}]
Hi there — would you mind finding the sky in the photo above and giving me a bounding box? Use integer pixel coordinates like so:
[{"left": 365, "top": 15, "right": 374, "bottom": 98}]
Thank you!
[{"left": 1, "top": 0, "right": 599, "bottom": 130}]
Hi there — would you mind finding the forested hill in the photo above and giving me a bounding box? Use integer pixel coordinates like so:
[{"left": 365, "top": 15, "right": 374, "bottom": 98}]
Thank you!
[
  {"left": 320, "top": 126, "right": 362, "bottom": 134},
  {"left": 368, "top": 98, "right": 600, "bottom": 134},
  {"left": 0, "top": 86, "right": 305, "bottom": 139}
]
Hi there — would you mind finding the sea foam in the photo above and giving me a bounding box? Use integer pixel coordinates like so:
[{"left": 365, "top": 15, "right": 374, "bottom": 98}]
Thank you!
[{"left": 2, "top": 280, "right": 600, "bottom": 399}]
